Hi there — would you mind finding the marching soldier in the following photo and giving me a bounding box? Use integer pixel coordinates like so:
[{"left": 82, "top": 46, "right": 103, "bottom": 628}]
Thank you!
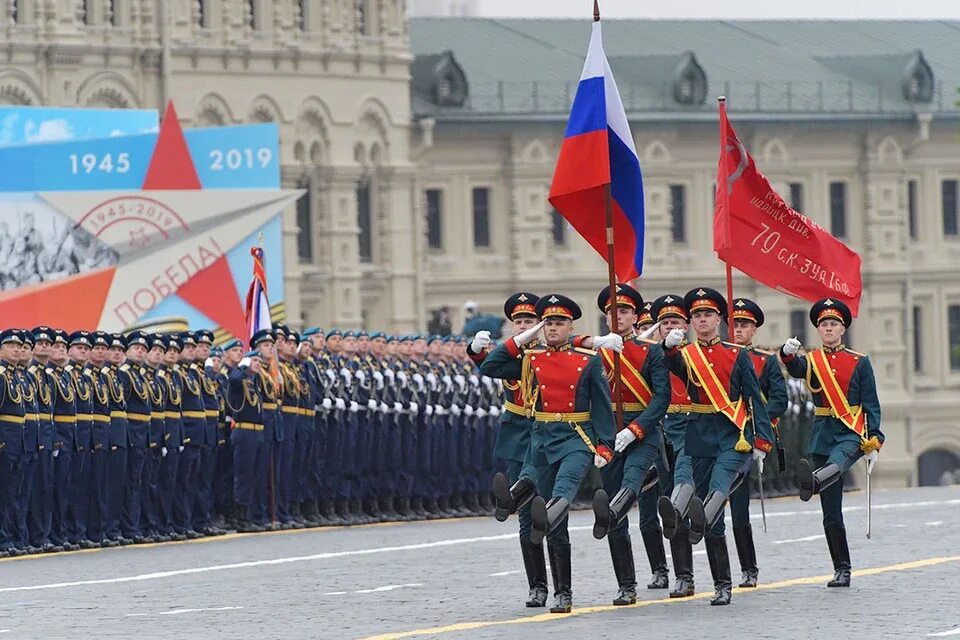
[
  {"left": 651, "top": 294, "right": 697, "bottom": 598},
  {"left": 47, "top": 329, "right": 78, "bottom": 552},
  {"left": 588, "top": 284, "right": 671, "bottom": 605},
  {"left": 27, "top": 327, "right": 57, "bottom": 552},
  {"left": 470, "top": 292, "right": 551, "bottom": 607},
  {"left": 779, "top": 298, "right": 883, "bottom": 588},
  {"left": 729, "top": 299, "right": 787, "bottom": 587},
  {"left": 636, "top": 302, "right": 655, "bottom": 333},
  {"left": 117, "top": 331, "right": 153, "bottom": 544},
  {"left": 481, "top": 294, "right": 617, "bottom": 614},
  {"left": 0, "top": 330, "right": 26, "bottom": 557},
  {"left": 659, "top": 287, "right": 775, "bottom": 606}
]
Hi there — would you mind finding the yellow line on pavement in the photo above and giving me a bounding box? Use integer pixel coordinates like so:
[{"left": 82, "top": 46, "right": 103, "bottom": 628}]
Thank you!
[{"left": 358, "top": 555, "right": 960, "bottom": 640}]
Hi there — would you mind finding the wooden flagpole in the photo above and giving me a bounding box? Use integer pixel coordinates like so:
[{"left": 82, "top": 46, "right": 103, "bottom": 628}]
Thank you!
[{"left": 718, "top": 96, "right": 735, "bottom": 341}]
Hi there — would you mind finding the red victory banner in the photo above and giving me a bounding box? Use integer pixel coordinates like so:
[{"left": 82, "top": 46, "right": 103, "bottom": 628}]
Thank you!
[{"left": 714, "top": 100, "right": 863, "bottom": 316}]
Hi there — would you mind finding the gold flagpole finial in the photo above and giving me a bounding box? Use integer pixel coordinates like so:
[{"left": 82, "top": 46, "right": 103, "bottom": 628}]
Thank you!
[
  {"left": 593, "top": 0, "right": 600, "bottom": 22},
  {"left": 258, "top": 231, "right": 264, "bottom": 246}
]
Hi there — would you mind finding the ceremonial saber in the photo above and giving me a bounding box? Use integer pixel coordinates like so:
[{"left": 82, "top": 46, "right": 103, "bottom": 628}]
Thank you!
[
  {"left": 757, "top": 457, "right": 767, "bottom": 533},
  {"left": 866, "top": 462, "right": 872, "bottom": 540}
]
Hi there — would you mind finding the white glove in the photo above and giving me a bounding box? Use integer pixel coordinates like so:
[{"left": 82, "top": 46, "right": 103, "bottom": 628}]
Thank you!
[
  {"left": 514, "top": 320, "right": 546, "bottom": 347},
  {"left": 204, "top": 358, "right": 215, "bottom": 369},
  {"left": 865, "top": 450, "right": 878, "bottom": 474},
  {"left": 409, "top": 402, "right": 419, "bottom": 414},
  {"left": 53, "top": 449, "right": 60, "bottom": 458},
  {"left": 424, "top": 372, "right": 435, "bottom": 387},
  {"left": 349, "top": 401, "right": 359, "bottom": 413},
  {"left": 434, "top": 405, "right": 446, "bottom": 416},
  {"left": 665, "top": 329, "right": 685, "bottom": 349},
  {"left": 469, "top": 374, "right": 479, "bottom": 386},
  {"left": 442, "top": 375, "right": 452, "bottom": 389},
  {"left": 355, "top": 370, "right": 366, "bottom": 383},
  {"left": 615, "top": 429, "right": 636, "bottom": 452},
  {"left": 334, "top": 398, "right": 346, "bottom": 411},
  {"left": 425, "top": 404, "right": 434, "bottom": 416},
  {"left": 464, "top": 404, "right": 474, "bottom": 416},
  {"left": 394, "top": 402, "right": 403, "bottom": 412},
  {"left": 782, "top": 337, "right": 801, "bottom": 356},
  {"left": 179, "top": 446, "right": 184, "bottom": 453},
  {"left": 367, "top": 399, "right": 378, "bottom": 411},
  {"left": 470, "top": 331, "right": 492, "bottom": 353},
  {"left": 161, "top": 446, "right": 168, "bottom": 457},
  {"left": 397, "top": 371, "right": 408, "bottom": 386},
  {"left": 593, "top": 333, "right": 624, "bottom": 353},
  {"left": 321, "top": 398, "right": 333, "bottom": 410},
  {"left": 380, "top": 402, "right": 389, "bottom": 413},
  {"left": 239, "top": 357, "right": 252, "bottom": 369},
  {"left": 325, "top": 369, "right": 336, "bottom": 382},
  {"left": 454, "top": 374, "right": 465, "bottom": 390},
  {"left": 450, "top": 404, "right": 461, "bottom": 417},
  {"left": 482, "top": 376, "right": 494, "bottom": 392},
  {"left": 753, "top": 448, "right": 766, "bottom": 474},
  {"left": 372, "top": 371, "right": 384, "bottom": 389},
  {"left": 476, "top": 408, "right": 488, "bottom": 418},
  {"left": 384, "top": 368, "right": 395, "bottom": 381},
  {"left": 594, "top": 454, "right": 608, "bottom": 469},
  {"left": 489, "top": 406, "right": 501, "bottom": 417}
]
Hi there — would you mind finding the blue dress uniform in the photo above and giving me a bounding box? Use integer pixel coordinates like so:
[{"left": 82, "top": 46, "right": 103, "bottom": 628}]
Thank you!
[
  {"left": 103, "top": 334, "right": 131, "bottom": 545},
  {"left": 277, "top": 348, "right": 306, "bottom": 528},
  {"left": 117, "top": 332, "right": 152, "bottom": 543},
  {"left": 781, "top": 298, "right": 884, "bottom": 588},
  {"left": 65, "top": 332, "right": 94, "bottom": 548},
  {"left": 727, "top": 299, "right": 787, "bottom": 588},
  {"left": 193, "top": 330, "right": 224, "bottom": 536},
  {"left": 661, "top": 288, "right": 775, "bottom": 606},
  {"left": 48, "top": 330, "right": 78, "bottom": 551},
  {"left": 225, "top": 350, "right": 266, "bottom": 532},
  {"left": 141, "top": 338, "right": 168, "bottom": 542},
  {"left": 647, "top": 294, "right": 698, "bottom": 598},
  {"left": 174, "top": 333, "right": 206, "bottom": 538},
  {"left": 15, "top": 333, "right": 41, "bottom": 553},
  {"left": 214, "top": 339, "right": 242, "bottom": 522},
  {"left": 157, "top": 337, "right": 184, "bottom": 540},
  {"left": 319, "top": 331, "right": 349, "bottom": 522},
  {"left": 0, "top": 330, "right": 26, "bottom": 557},
  {"left": 470, "top": 292, "right": 550, "bottom": 608},
  {"left": 481, "top": 294, "right": 615, "bottom": 615},
  {"left": 27, "top": 328, "right": 57, "bottom": 551},
  {"left": 587, "top": 285, "right": 671, "bottom": 605},
  {"left": 253, "top": 330, "right": 283, "bottom": 528},
  {"left": 84, "top": 334, "right": 113, "bottom": 547},
  {"left": 299, "top": 330, "right": 326, "bottom": 524}
]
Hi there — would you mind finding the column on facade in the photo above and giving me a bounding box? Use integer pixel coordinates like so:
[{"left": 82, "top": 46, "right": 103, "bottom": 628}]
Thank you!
[
  {"left": 375, "top": 165, "right": 419, "bottom": 333},
  {"left": 314, "top": 165, "right": 364, "bottom": 329}
]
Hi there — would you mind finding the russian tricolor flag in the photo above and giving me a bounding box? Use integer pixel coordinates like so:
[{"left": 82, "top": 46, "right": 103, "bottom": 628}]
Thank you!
[
  {"left": 548, "top": 20, "right": 645, "bottom": 282},
  {"left": 245, "top": 246, "right": 272, "bottom": 341}
]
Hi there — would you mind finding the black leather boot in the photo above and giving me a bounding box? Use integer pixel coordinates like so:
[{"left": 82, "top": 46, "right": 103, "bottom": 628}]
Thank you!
[
  {"left": 608, "top": 535, "right": 637, "bottom": 605},
  {"left": 592, "top": 487, "right": 637, "bottom": 540},
  {"left": 520, "top": 536, "right": 549, "bottom": 607},
  {"left": 530, "top": 497, "right": 570, "bottom": 546},
  {"left": 547, "top": 543, "right": 572, "bottom": 614},
  {"left": 658, "top": 483, "right": 695, "bottom": 540},
  {"left": 705, "top": 536, "right": 732, "bottom": 606},
  {"left": 669, "top": 526, "right": 695, "bottom": 598},
  {"left": 641, "top": 526, "right": 670, "bottom": 589},
  {"left": 492, "top": 473, "right": 536, "bottom": 522},
  {"left": 690, "top": 490, "right": 727, "bottom": 545},
  {"left": 734, "top": 524, "right": 758, "bottom": 587},
  {"left": 798, "top": 460, "right": 841, "bottom": 502},
  {"left": 825, "top": 525, "right": 851, "bottom": 587}
]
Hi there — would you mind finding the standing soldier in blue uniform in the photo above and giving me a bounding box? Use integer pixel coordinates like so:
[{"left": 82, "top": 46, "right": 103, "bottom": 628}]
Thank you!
[
  {"left": 117, "top": 331, "right": 152, "bottom": 544},
  {"left": 779, "top": 298, "right": 883, "bottom": 588},
  {"left": 65, "top": 331, "right": 94, "bottom": 549},
  {"left": 47, "top": 329, "right": 78, "bottom": 552},
  {"left": 84, "top": 332, "right": 114, "bottom": 547},
  {"left": 728, "top": 299, "right": 787, "bottom": 587},
  {"left": 275, "top": 325, "right": 306, "bottom": 528},
  {"left": 481, "top": 294, "right": 617, "bottom": 614},
  {"left": 659, "top": 288, "right": 775, "bottom": 606},
  {"left": 469, "top": 292, "right": 550, "bottom": 607},
  {"left": 173, "top": 333, "right": 205, "bottom": 539},
  {"left": 0, "top": 330, "right": 27, "bottom": 557},
  {"left": 215, "top": 338, "right": 243, "bottom": 526},
  {"left": 157, "top": 335, "right": 185, "bottom": 541},
  {"left": 227, "top": 347, "right": 267, "bottom": 532},
  {"left": 297, "top": 330, "right": 325, "bottom": 525},
  {"left": 253, "top": 329, "right": 282, "bottom": 529},
  {"left": 14, "top": 331, "right": 40, "bottom": 553},
  {"left": 27, "top": 328, "right": 58, "bottom": 552},
  {"left": 586, "top": 284, "right": 671, "bottom": 605},
  {"left": 141, "top": 334, "right": 168, "bottom": 542},
  {"left": 193, "top": 330, "right": 225, "bottom": 536},
  {"left": 103, "top": 334, "right": 132, "bottom": 546}
]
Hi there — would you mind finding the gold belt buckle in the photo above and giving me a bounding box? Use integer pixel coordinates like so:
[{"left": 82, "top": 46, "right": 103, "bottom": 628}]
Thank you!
[
  {"left": 525, "top": 408, "right": 533, "bottom": 418},
  {"left": 555, "top": 412, "right": 563, "bottom": 421}
]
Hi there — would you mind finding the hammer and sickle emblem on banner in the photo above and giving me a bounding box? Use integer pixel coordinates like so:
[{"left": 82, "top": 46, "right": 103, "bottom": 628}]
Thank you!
[{"left": 725, "top": 139, "right": 749, "bottom": 195}]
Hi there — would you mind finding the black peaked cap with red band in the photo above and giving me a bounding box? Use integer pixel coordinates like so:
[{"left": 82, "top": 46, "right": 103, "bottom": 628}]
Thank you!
[
  {"left": 504, "top": 292, "right": 540, "bottom": 320},
  {"left": 535, "top": 294, "right": 581, "bottom": 321},
  {"left": 596, "top": 283, "right": 643, "bottom": 314}
]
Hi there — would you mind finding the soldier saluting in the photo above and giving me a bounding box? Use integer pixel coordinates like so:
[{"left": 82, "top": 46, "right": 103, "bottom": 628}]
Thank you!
[
  {"left": 480, "top": 294, "right": 617, "bottom": 614},
  {"left": 779, "top": 297, "right": 883, "bottom": 588}
]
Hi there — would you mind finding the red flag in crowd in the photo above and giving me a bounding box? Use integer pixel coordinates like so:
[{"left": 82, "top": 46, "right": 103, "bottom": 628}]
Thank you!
[{"left": 713, "top": 100, "right": 863, "bottom": 316}]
